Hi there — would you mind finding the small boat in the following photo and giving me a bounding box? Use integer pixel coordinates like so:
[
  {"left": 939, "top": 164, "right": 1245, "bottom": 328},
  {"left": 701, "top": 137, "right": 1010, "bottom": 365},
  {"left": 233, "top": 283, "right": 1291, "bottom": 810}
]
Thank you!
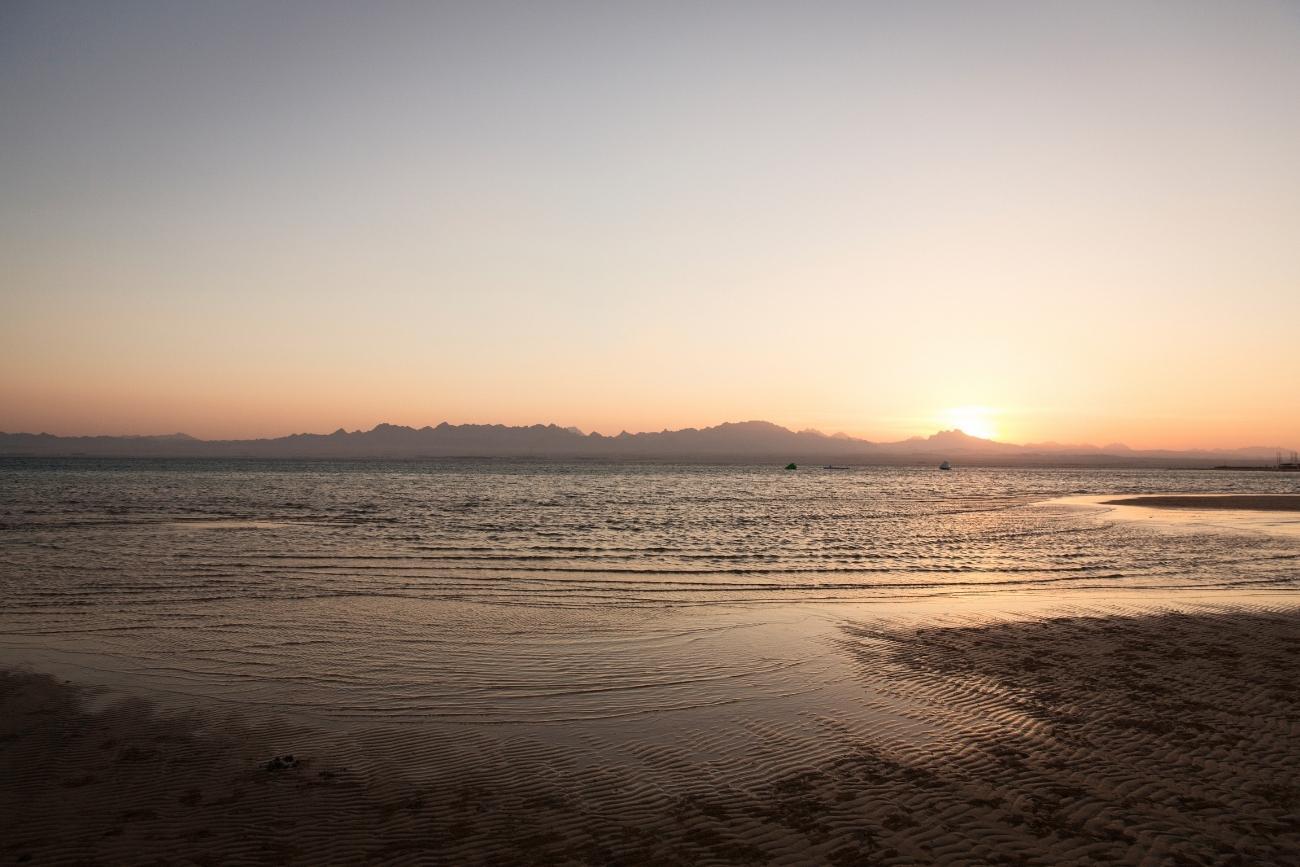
[
  {"left": 822, "top": 465, "right": 850, "bottom": 470},
  {"left": 939, "top": 460, "right": 951, "bottom": 471}
]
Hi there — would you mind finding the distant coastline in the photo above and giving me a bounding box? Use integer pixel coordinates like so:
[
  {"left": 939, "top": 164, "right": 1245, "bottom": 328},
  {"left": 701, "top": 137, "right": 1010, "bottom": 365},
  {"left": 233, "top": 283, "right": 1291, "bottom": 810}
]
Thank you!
[{"left": 0, "top": 420, "right": 1293, "bottom": 467}]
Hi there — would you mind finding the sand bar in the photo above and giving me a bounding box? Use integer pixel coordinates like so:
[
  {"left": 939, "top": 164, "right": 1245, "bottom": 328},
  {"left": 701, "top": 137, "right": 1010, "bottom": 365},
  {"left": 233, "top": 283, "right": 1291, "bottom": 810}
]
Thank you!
[
  {"left": 1052, "top": 493, "right": 1300, "bottom": 539},
  {"left": 1102, "top": 494, "right": 1300, "bottom": 511}
]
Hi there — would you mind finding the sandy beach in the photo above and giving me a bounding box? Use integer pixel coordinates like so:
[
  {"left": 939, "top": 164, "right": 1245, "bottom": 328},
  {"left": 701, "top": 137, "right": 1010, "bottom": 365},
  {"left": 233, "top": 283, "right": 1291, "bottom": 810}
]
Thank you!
[
  {"left": 4, "top": 605, "right": 1297, "bottom": 865},
  {"left": 5, "top": 466, "right": 1300, "bottom": 864}
]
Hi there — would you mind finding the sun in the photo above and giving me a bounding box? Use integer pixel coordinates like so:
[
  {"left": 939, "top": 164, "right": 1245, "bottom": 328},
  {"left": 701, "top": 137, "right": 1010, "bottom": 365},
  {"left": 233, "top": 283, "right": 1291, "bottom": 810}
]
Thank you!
[{"left": 942, "top": 406, "right": 999, "bottom": 440}]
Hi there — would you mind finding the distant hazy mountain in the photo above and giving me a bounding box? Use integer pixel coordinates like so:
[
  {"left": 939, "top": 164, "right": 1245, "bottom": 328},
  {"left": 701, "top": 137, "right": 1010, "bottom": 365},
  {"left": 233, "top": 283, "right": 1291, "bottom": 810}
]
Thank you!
[{"left": 0, "top": 421, "right": 1292, "bottom": 466}]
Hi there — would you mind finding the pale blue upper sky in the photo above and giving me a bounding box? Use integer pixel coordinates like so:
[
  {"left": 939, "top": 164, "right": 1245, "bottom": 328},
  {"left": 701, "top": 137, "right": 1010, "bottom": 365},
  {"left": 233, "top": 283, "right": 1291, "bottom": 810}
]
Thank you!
[{"left": 3, "top": 1, "right": 1298, "bottom": 446}]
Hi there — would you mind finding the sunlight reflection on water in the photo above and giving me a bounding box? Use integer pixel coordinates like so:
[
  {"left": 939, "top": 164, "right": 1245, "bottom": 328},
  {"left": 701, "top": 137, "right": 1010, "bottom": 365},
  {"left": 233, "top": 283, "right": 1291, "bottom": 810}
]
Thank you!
[{"left": 2, "top": 460, "right": 1297, "bottom": 726}]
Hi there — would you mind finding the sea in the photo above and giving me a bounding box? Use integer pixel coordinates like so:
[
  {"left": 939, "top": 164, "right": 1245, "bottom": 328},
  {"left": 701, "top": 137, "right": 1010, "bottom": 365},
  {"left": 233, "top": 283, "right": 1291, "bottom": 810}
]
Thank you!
[{"left": 2, "top": 458, "right": 1298, "bottom": 727}]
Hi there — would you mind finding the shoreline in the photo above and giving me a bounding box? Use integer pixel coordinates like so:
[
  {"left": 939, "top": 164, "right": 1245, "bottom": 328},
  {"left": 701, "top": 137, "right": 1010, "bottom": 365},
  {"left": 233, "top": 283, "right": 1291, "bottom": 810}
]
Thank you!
[
  {"left": 1053, "top": 493, "right": 1300, "bottom": 539},
  {"left": 5, "top": 588, "right": 1297, "bottom": 731},
  {"left": 5, "top": 604, "right": 1297, "bottom": 865},
  {"left": 1102, "top": 494, "right": 1300, "bottom": 511}
]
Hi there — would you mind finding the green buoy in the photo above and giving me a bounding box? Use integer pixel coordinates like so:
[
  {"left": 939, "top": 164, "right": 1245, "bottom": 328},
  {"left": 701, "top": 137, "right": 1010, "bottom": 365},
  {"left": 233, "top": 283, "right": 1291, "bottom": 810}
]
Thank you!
[{"left": 785, "top": 463, "right": 797, "bottom": 470}]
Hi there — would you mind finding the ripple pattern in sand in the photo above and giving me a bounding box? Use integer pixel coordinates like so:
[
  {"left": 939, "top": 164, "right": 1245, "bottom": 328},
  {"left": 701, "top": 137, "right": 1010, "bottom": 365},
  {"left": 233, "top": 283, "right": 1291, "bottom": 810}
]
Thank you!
[{"left": 3, "top": 606, "right": 1296, "bottom": 865}]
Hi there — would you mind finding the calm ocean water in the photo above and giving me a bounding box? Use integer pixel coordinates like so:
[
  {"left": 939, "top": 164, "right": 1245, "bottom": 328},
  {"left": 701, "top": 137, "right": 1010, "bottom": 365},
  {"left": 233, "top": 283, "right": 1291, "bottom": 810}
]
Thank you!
[{"left": 2, "top": 459, "right": 1298, "bottom": 724}]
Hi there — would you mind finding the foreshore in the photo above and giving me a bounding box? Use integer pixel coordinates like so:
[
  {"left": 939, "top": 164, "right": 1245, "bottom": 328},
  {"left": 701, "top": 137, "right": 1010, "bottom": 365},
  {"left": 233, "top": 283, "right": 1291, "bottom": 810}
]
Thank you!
[
  {"left": 1103, "top": 494, "right": 1300, "bottom": 511},
  {"left": 4, "top": 605, "right": 1297, "bottom": 865}
]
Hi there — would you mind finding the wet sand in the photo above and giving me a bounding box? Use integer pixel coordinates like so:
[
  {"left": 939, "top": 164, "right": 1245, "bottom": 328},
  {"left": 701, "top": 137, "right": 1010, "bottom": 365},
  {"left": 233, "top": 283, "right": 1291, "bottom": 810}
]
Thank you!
[
  {"left": 4, "top": 607, "right": 1297, "bottom": 865},
  {"left": 1103, "top": 494, "right": 1300, "bottom": 511}
]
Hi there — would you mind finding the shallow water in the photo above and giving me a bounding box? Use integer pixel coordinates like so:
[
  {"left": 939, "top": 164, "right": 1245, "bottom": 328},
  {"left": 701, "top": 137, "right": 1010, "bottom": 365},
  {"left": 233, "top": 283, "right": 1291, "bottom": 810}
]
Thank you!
[{"left": 2, "top": 459, "right": 1298, "bottom": 726}]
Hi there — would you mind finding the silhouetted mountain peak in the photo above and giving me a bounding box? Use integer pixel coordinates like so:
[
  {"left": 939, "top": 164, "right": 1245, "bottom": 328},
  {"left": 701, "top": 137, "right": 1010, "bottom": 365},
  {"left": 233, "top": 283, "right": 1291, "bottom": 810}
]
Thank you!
[
  {"left": 0, "top": 420, "right": 1291, "bottom": 464},
  {"left": 715, "top": 420, "right": 785, "bottom": 432},
  {"left": 927, "top": 429, "right": 990, "bottom": 444}
]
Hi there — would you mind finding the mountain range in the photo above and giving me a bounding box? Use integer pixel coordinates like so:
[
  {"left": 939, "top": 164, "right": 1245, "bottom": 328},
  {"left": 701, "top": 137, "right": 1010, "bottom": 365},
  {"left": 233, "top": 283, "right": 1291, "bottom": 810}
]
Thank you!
[{"left": 0, "top": 421, "right": 1292, "bottom": 466}]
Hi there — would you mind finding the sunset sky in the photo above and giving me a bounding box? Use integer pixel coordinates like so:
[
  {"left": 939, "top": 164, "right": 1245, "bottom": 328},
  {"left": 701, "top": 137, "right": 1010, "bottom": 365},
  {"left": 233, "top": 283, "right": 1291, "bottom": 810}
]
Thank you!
[{"left": 2, "top": 1, "right": 1298, "bottom": 449}]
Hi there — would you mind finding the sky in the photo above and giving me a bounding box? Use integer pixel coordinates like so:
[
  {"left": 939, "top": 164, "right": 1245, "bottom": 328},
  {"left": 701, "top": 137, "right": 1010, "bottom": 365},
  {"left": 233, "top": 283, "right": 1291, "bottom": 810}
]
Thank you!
[{"left": 2, "top": 1, "right": 1298, "bottom": 449}]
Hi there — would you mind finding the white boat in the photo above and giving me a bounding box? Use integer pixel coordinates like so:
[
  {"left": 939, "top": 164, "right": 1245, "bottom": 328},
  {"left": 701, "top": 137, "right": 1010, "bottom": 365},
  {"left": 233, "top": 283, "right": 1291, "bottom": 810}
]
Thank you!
[{"left": 939, "top": 460, "right": 951, "bottom": 471}]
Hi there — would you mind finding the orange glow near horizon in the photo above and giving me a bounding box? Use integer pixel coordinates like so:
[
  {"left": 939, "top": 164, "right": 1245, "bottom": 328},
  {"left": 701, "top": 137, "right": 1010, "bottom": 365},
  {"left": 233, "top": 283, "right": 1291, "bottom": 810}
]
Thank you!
[
  {"left": 940, "top": 407, "right": 1000, "bottom": 442},
  {"left": 1, "top": 4, "right": 1298, "bottom": 452}
]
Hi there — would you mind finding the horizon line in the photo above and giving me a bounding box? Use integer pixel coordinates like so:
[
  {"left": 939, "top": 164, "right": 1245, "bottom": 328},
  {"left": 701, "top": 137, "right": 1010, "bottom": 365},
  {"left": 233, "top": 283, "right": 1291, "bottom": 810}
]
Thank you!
[{"left": 2, "top": 419, "right": 1296, "bottom": 455}]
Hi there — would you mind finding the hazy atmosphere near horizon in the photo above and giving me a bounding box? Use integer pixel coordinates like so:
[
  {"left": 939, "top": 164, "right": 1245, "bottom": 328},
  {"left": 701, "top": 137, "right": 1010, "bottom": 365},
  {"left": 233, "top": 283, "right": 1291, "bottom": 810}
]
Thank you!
[
  {"left": 3, "top": 0, "right": 1299, "bottom": 448},
  {"left": 3, "top": 4, "right": 1300, "bottom": 867}
]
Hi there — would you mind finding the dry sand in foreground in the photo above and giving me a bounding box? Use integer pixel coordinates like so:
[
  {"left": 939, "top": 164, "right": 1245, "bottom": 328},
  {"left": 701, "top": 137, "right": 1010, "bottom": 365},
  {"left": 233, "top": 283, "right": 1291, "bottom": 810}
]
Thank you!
[
  {"left": 1103, "top": 494, "right": 1300, "bottom": 511},
  {"left": 3, "top": 608, "right": 1297, "bottom": 865}
]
